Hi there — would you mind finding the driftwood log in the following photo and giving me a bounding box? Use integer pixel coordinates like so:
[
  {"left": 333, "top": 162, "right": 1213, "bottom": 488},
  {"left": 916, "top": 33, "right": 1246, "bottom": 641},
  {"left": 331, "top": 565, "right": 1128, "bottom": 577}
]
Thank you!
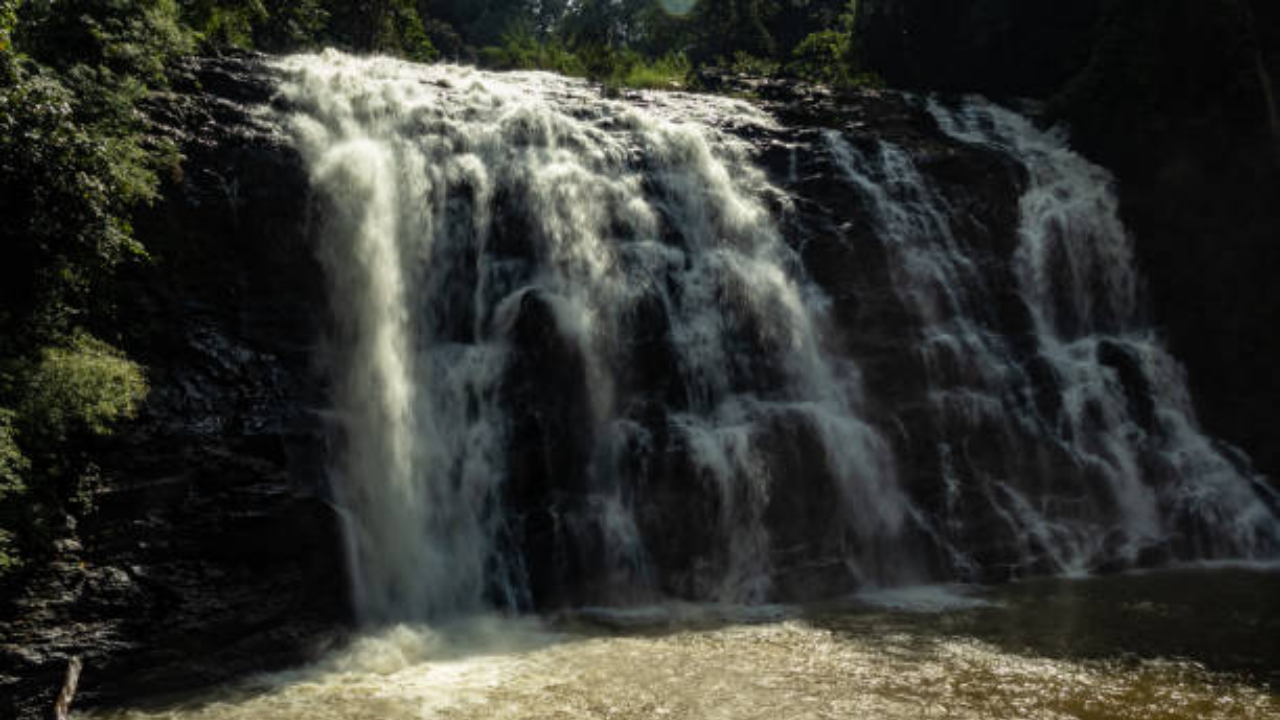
[{"left": 52, "top": 657, "right": 82, "bottom": 720}]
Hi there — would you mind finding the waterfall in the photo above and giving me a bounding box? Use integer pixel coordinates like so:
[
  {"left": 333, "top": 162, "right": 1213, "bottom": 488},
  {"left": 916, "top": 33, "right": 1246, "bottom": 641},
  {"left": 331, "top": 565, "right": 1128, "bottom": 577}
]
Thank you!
[
  {"left": 275, "top": 51, "right": 901, "bottom": 621},
  {"left": 274, "top": 51, "right": 1279, "bottom": 621},
  {"left": 822, "top": 98, "right": 1279, "bottom": 575},
  {"left": 932, "top": 99, "right": 1280, "bottom": 565}
]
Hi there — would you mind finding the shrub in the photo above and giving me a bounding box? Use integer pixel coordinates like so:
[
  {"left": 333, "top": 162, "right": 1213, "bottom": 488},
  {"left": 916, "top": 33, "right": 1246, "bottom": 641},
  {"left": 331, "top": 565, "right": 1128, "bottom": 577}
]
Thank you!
[
  {"left": 15, "top": 0, "right": 191, "bottom": 83},
  {"left": 17, "top": 334, "right": 148, "bottom": 448},
  {"left": 189, "top": 0, "right": 267, "bottom": 49},
  {"left": 616, "top": 52, "right": 689, "bottom": 90},
  {"left": 0, "top": 410, "right": 28, "bottom": 574},
  {"left": 482, "top": 31, "right": 690, "bottom": 91},
  {"left": 727, "top": 50, "right": 779, "bottom": 77},
  {"left": 790, "top": 28, "right": 848, "bottom": 85},
  {"left": 377, "top": 0, "right": 438, "bottom": 62},
  {"left": 0, "top": 411, "right": 25, "bottom": 498},
  {"left": 482, "top": 28, "right": 585, "bottom": 76},
  {"left": 0, "top": 333, "right": 145, "bottom": 579},
  {"left": 788, "top": 26, "right": 884, "bottom": 89},
  {"left": 254, "top": 0, "right": 328, "bottom": 50}
]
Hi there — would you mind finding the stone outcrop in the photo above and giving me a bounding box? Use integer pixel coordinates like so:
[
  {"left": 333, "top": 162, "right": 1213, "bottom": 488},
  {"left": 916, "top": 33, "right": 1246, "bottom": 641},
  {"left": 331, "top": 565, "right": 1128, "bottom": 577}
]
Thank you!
[{"left": 0, "top": 53, "right": 346, "bottom": 720}]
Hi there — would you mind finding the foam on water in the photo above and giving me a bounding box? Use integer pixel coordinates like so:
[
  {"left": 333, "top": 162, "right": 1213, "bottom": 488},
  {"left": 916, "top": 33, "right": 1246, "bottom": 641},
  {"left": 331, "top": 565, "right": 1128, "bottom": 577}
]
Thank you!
[
  {"left": 86, "top": 572, "right": 1280, "bottom": 720},
  {"left": 853, "top": 583, "right": 994, "bottom": 613}
]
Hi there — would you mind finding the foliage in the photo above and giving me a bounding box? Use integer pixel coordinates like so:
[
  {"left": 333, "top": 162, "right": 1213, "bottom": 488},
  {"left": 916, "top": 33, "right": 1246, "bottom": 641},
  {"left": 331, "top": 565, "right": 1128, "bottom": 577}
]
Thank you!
[
  {"left": 0, "top": 69, "right": 158, "bottom": 341},
  {"left": 15, "top": 0, "right": 191, "bottom": 82},
  {"left": 688, "top": 0, "right": 776, "bottom": 63},
  {"left": 1051, "top": 0, "right": 1270, "bottom": 147},
  {"left": 790, "top": 29, "right": 848, "bottom": 84},
  {"left": 0, "top": 0, "right": 172, "bottom": 579},
  {"left": 783, "top": 1, "right": 883, "bottom": 88},
  {"left": 0, "top": 411, "right": 25, "bottom": 499},
  {"left": 613, "top": 51, "right": 689, "bottom": 90},
  {"left": 579, "top": 44, "right": 689, "bottom": 90},
  {"left": 3, "top": 0, "right": 885, "bottom": 87},
  {"left": 375, "top": 0, "right": 438, "bottom": 62},
  {"left": 16, "top": 334, "right": 148, "bottom": 448},
  {"left": 0, "top": 410, "right": 28, "bottom": 573},
  {"left": 479, "top": 29, "right": 689, "bottom": 90},
  {"left": 184, "top": 0, "right": 267, "bottom": 48},
  {"left": 254, "top": 0, "right": 328, "bottom": 51},
  {"left": 0, "top": 334, "right": 145, "bottom": 576},
  {"left": 0, "top": 0, "right": 17, "bottom": 52},
  {"left": 480, "top": 28, "right": 586, "bottom": 75},
  {"left": 727, "top": 51, "right": 780, "bottom": 78}
]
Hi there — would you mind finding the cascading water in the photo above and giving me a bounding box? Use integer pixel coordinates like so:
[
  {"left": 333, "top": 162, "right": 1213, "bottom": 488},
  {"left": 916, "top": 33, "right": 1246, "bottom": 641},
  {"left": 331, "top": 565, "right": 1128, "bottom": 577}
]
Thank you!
[
  {"left": 821, "top": 98, "right": 1279, "bottom": 576},
  {"left": 275, "top": 52, "right": 902, "bottom": 621},
  {"left": 933, "top": 100, "right": 1280, "bottom": 564},
  {"left": 274, "top": 50, "right": 1279, "bottom": 621}
]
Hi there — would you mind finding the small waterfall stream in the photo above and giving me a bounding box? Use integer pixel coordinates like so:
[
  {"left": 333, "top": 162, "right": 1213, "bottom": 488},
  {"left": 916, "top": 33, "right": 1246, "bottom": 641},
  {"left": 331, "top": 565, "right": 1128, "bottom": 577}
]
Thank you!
[{"left": 273, "top": 51, "right": 1279, "bottom": 623}]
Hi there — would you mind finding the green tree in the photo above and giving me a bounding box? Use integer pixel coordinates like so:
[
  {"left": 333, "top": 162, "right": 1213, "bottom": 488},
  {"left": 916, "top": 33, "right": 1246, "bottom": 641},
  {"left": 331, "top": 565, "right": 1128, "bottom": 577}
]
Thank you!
[
  {"left": 691, "top": 0, "right": 776, "bottom": 63},
  {"left": 0, "top": 0, "right": 170, "bottom": 579},
  {"left": 256, "top": 0, "right": 328, "bottom": 50},
  {"left": 0, "top": 69, "right": 157, "bottom": 342},
  {"left": 376, "top": 0, "right": 438, "bottom": 60},
  {"left": 182, "top": 0, "right": 265, "bottom": 48},
  {"left": 788, "top": 1, "right": 873, "bottom": 86},
  {"left": 0, "top": 0, "right": 18, "bottom": 52},
  {"left": 16, "top": 0, "right": 190, "bottom": 81}
]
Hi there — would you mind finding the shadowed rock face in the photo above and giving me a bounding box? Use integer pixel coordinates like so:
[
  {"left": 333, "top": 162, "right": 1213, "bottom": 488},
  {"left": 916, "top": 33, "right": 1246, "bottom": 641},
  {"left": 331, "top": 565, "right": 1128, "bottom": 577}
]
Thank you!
[{"left": 0, "top": 53, "right": 347, "bottom": 720}]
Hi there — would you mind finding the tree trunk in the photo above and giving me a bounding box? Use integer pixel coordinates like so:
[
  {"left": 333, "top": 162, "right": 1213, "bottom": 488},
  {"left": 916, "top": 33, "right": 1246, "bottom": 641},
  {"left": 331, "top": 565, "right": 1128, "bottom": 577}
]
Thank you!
[{"left": 52, "top": 657, "right": 82, "bottom": 720}]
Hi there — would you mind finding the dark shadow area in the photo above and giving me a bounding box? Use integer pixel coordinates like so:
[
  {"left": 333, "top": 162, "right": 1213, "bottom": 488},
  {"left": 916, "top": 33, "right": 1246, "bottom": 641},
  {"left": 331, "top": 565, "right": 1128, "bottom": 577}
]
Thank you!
[{"left": 806, "top": 568, "right": 1280, "bottom": 690}]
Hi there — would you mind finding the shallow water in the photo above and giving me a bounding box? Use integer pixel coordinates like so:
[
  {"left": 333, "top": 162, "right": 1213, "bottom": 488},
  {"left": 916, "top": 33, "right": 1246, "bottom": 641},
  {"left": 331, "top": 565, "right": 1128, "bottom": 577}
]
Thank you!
[{"left": 86, "top": 569, "right": 1280, "bottom": 720}]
